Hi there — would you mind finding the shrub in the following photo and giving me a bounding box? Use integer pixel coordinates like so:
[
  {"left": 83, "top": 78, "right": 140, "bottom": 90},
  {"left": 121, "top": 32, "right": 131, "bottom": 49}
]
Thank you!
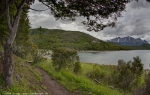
[
  {"left": 144, "top": 74, "right": 150, "bottom": 95},
  {"left": 52, "top": 47, "right": 80, "bottom": 71},
  {"left": 30, "top": 49, "right": 46, "bottom": 64},
  {"left": 13, "top": 43, "right": 26, "bottom": 58},
  {"left": 133, "top": 72, "right": 150, "bottom": 95},
  {"left": 111, "top": 56, "right": 143, "bottom": 91},
  {"left": 73, "top": 61, "right": 81, "bottom": 74},
  {"left": 86, "top": 64, "right": 105, "bottom": 83},
  {"left": 133, "top": 85, "right": 145, "bottom": 95}
]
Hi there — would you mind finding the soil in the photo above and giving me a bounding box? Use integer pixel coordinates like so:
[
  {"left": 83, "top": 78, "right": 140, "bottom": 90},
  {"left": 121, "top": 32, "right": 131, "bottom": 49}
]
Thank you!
[{"left": 36, "top": 68, "right": 80, "bottom": 95}]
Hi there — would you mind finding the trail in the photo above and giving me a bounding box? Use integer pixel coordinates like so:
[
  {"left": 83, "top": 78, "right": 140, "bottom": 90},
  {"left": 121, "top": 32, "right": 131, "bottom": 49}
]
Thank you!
[{"left": 36, "top": 68, "right": 79, "bottom": 95}]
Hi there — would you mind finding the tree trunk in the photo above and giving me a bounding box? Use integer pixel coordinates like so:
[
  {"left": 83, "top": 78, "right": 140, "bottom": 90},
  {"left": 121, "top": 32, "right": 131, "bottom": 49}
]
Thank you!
[
  {"left": 3, "top": 43, "right": 13, "bottom": 87},
  {"left": 3, "top": 0, "right": 26, "bottom": 87}
]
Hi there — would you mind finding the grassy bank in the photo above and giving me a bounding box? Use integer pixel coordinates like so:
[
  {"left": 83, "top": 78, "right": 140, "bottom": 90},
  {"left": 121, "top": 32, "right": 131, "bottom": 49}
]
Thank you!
[
  {"left": 37, "top": 59, "right": 122, "bottom": 95},
  {"left": 0, "top": 56, "right": 47, "bottom": 94}
]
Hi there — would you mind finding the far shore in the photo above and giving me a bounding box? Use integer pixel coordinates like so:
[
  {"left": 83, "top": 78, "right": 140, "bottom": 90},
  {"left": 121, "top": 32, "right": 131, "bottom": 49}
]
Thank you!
[{"left": 78, "top": 49, "right": 136, "bottom": 52}]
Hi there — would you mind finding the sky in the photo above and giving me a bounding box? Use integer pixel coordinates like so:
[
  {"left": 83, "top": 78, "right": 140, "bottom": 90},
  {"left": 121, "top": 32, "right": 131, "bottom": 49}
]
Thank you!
[{"left": 28, "top": 0, "right": 150, "bottom": 42}]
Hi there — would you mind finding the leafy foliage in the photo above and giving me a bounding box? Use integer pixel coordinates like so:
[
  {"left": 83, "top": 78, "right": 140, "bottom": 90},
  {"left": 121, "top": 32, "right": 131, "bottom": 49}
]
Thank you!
[
  {"left": 30, "top": 28, "right": 132, "bottom": 51},
  {"left": 0, "top": 0, "right": 144, "bottom": 87},
  {"left": 30, "top": 49, "right": 46, "bottom": 64},
  {"left": 144, "top": 74, "right": 150, "bottom": 95},
  {"left": 13, "top": 43, "right": 26, "bottom": 58},
  {"left": 52, "top": 47, "right": 79, "bottom": 71},
  {"left": 111, "top": 56, "right": 143, "bottom": 91},
  {"left": 73, "top": 61, "right": 81, "bottom": 74},
  {"left": 133, "top": 73, "right": 150, "bottom": 95},
  {"left": 132, "top": 44, "right": 150, "bottom": 50},
  {"left": 86, "top": 64, "right": 106, "bottom": 84},
  {"left": 38, "top": 0, "right": 131, "bottom": 31},
  {"left": 0, "top": 16, "right": 8, "bottom": 45}
]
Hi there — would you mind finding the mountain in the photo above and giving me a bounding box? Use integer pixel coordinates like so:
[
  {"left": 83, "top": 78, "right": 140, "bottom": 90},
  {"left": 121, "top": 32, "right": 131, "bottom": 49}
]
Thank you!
[
  {"left": 108, "top": 36, "right": 149, "bottom": 46},
  {"left": 30, "top": 28, "right": 132, "bottom": 50}
]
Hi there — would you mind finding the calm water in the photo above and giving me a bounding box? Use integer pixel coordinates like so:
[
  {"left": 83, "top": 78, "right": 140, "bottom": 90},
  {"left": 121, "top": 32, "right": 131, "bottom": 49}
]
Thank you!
[{"left": 78, "top": 50, "right": 150, "bottom": 69}]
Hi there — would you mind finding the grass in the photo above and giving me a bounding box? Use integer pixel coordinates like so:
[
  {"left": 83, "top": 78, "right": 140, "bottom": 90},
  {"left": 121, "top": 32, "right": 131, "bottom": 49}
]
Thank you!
[
  {"left": 81, "top": 62, "right": 115, "bottom": 75},
  {"left": 0, "top": 55, "right": 146, "bottom": 95},
  {"left": 0, "top": 74, "right": 5, "bottom": 95},
  {"left": 38, "top": 59, "right": 122, "bottom": 95},
  {"left": 0, "top": 55, "right": 48, "bottom": 94}
]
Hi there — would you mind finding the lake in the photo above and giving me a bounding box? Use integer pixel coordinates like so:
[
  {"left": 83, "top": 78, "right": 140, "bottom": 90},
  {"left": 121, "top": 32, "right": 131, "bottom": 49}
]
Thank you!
[{"left": 78, "top": 50, "right": 150, "bottom": 69}]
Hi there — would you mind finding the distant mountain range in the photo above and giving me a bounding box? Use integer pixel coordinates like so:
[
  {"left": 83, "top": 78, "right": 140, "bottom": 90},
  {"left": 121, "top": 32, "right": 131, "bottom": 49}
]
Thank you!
[{"left": 108, "top": 36, "right": 149, "bottom": 46}]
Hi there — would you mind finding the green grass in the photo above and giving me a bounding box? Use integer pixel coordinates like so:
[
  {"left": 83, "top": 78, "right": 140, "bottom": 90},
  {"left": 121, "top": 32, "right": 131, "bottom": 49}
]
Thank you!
[
  {"left": 38, "top": 59, "right": 122, "bottom": 95},
  {"left": 0, "top": 55, "right": 145, "bottom": 95},
  {"left": 0, "top": 74, "right": 5, "bottom": 94},
  {"left": 0, "top": 56, "right": 48, "bottom": 94},
  {"left": 81, "top": 63, "right": 115, "bottom": 75}
]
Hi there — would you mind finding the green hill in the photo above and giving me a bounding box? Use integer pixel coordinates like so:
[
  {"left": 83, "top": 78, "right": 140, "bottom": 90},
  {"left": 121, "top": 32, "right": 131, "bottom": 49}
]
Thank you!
[
  {"left": 132, "top": 44, "right": 150, "bottom": 50},
  {"left": 30, "top": 28, "right": 132, "bottom": 50}
]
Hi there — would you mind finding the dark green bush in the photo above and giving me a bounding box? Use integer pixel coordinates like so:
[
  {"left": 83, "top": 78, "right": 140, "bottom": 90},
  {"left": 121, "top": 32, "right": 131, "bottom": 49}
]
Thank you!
[
  {"left": 73, "top": 61, "right": 81, "bottom": 74},
  {"left": 52, "top": 47, "right": 80, "bottom": 71},
  {"left": 86, "top": 64, "right": 105, "bottom": 83},
  {"left": 111, "top": 56, "right": 143, "bottom": 91},
  {"left": 133, "top": 73, "right": 150, "bottom": 95},
  {"left": 144, "top": 73, "right": 150, "bottom": 95}
]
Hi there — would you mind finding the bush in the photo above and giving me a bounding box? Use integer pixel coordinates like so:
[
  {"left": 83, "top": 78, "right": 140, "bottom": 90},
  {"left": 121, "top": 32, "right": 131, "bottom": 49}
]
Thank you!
[
  {"left": 13, "top": 44, "right": 26, "bottom": 58},
  {"left": 86, "top": 64, "right": 105, "bottom": 83},
  {"left": 133, "top": 72, "right": 150, "bottom": 95},
  {"left": 73, "top": 61, "right": 81, "bottom": 74},
  {"left": 52, "top": 47, "right": 80, "bottom": 71},
  {"left": 111, "top": 56, "right": 143, "bottom": 91},
  {"left": 144, "top": 74, "right": 150, "bottom": 95},
  {"left": 133, "top": 85, "right": 145, "bottom": 95},
  {"left": 30, "top": 49, "right": 46, "bottom": 64}
]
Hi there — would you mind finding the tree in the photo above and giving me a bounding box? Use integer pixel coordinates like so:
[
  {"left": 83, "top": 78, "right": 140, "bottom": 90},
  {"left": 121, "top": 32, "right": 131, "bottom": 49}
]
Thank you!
[
  {"left": 0, "top": 0, "right": 32, "bottom": 87},
  {"left": 0, "top": 0, "right": 140, "bottom": 87}
]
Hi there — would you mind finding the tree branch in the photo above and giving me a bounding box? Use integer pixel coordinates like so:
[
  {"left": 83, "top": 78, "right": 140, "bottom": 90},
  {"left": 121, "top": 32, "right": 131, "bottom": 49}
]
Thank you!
[
  {"left": 40, "top": 1, "right": 51, "bottom": 8},
  {"left": 6, "top": 0, "right": 26, "bottom": 45},
  {"left": 6, "top": 0, "right": 13, "bottom": 31},
  {"left": 13, "top": 0, "right": 26, "bottom": 31},
  {"left": 29, "top": 7, "right": 49, "bottom": 12},
  {"left": 40, "top": 0, "right": 55, "bottom": 11}
]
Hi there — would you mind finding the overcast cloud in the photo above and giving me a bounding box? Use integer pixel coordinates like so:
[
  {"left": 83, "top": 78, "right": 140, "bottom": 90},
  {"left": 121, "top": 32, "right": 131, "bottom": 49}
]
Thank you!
[{"left": 28, "top": 0, "right": 150, "bottom": 43}]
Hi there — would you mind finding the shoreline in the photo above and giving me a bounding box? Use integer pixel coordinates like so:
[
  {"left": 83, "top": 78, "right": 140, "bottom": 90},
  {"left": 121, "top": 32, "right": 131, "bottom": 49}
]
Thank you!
[{"left": 78, "top": 49, "right": 142, "bottom": 53}]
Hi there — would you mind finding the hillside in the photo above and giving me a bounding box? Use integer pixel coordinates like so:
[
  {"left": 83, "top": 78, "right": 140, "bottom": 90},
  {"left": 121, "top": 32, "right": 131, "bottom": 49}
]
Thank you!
[
  {"left": 132, "top": 44, "right": 150, "bottom": 50},
  {"left": 30, "top": 28, "right": 132, "bottom": 50}
]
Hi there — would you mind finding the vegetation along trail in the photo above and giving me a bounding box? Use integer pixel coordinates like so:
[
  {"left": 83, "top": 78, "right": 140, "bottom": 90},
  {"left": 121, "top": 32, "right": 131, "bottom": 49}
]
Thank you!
[{"left": 36, "top": 68, "right": 79, "bottom": 95}]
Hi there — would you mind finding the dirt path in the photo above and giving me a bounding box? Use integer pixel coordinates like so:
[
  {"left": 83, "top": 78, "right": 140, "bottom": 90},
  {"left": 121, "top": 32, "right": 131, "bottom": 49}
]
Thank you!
[{"left": 36, "top": 68, "right": 79, "bottom": 95}]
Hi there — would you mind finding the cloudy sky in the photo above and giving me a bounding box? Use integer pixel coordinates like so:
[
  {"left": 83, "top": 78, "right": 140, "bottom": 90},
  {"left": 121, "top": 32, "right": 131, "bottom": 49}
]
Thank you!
[{"left": 28, "top": 0, "right": 150, "bottom": 42}]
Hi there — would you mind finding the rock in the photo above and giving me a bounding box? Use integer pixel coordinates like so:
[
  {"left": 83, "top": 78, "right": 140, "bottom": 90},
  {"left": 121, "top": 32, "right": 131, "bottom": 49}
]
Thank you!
[
  {"left": 27, "top": 61, "right": 33, "bottom": 63},
  {"left": 88, "top": 92, "right": 92, "bottom": 95},
  {"left": 20, "top": 63, "right": 25, "bottom": 67},
  {"left": 110, "top": 86, "right": 114, "bottom": 89},
  {"left": 94, "top": 79, "right": 101, "bottom": 84}
]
